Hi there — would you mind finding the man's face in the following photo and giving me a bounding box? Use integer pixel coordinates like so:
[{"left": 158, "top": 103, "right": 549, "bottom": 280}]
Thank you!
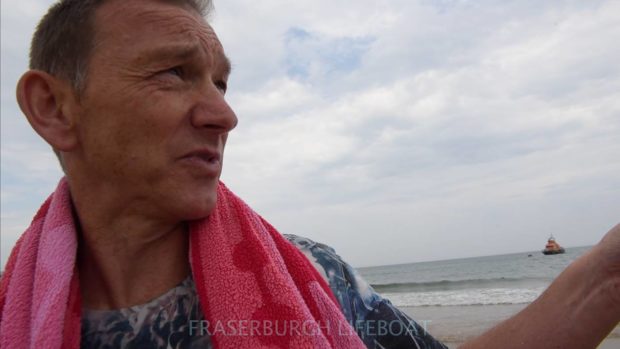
[{"left": 72, "top": 0, "right": 237, "bottom": 221}]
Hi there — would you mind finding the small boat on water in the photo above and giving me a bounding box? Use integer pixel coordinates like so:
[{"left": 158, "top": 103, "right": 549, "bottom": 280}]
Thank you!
[{"left": 542, "top": 235, "right": 565, "bottom": 255}]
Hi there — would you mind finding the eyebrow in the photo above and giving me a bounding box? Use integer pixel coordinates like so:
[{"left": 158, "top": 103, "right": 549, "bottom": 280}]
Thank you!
[
  {"left": 220, "top": 53, "right": 232, "bottom": 77},
  {"left": 136, "top": 44, "right": 232, "bottom": 75},
  {"left": 137, "top": 44, "right": 199, "bottom": 64}
]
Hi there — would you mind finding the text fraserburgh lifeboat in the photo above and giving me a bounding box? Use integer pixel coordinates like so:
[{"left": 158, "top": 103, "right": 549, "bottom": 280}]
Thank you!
[{"left": 542, "top": 235, "right": 565, "bottom": 255}]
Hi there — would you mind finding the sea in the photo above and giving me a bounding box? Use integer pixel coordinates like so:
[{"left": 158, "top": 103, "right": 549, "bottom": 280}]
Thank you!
[{"left": 357, "top": 245, "right": 592, "bottom": 308}]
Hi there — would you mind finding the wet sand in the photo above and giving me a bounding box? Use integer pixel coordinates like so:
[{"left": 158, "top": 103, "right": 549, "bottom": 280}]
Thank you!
[{"left": 401, "top": 304, "right": 619, "bottom": 348}]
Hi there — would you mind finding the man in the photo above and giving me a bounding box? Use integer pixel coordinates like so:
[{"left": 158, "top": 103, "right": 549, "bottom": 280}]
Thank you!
[{"left": 0, "top": 0, "right": 618, "bottom": 348}]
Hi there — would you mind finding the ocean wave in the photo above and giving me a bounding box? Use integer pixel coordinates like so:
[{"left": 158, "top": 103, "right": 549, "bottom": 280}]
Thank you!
[
  {"left": 371, "top": 277, "right": 551, "bottom": 293},
  {"left": 381, "top": 287, "right": 546, "bottom": 307}
]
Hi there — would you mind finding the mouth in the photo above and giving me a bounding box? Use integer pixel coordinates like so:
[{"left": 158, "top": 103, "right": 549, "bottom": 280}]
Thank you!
[{"left": 180, "top": 148, "right": 222, "bottom": 176}]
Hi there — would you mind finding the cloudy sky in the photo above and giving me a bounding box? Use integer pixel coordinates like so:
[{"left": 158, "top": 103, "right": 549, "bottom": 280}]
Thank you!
[{"left": 1, "top": 0, "right": 619, "bottom": 268}]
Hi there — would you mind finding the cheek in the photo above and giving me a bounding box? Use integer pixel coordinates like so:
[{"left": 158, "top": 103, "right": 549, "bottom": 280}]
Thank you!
[
  {"left": 78, "top": 111, "right": 152, "bottom": 176},
  {"left": 79, "top": 85, "right": 190, "bottom": 170},
  {"left": 88, "top": 97, "right": 172, "bottom": 145}
]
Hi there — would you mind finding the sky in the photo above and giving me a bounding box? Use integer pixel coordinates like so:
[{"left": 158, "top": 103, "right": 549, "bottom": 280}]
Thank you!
[{"left": 1, "top": 0, "right": 619, "bottom": 269}]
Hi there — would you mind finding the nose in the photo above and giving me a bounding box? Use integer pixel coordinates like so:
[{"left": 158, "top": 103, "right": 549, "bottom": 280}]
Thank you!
[{"left": 190, "top": 88, "right": 238, "bottom": 133}]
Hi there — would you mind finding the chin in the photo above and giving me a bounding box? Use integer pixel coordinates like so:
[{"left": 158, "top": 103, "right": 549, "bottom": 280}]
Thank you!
[
  {"left": 167, "top": 174, "right": 220, "bottom": 221},
  {"left": 178, "top": 189, "right": 218, "bottom": 221}
]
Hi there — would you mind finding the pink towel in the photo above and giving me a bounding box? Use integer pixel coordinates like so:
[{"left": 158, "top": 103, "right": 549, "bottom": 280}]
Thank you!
[{"left": 0, "top": 178, "right": 366, "bottom": 349}]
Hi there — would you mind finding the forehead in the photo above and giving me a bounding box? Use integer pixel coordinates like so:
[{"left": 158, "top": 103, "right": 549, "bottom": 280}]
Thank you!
[{"left": 93, "top": 0, "right": 223, "bottom": 61}]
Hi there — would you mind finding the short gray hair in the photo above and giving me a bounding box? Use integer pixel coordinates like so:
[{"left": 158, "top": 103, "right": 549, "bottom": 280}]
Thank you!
[{"left": 30, "top": 0, "right": 213, "bottom": 93}]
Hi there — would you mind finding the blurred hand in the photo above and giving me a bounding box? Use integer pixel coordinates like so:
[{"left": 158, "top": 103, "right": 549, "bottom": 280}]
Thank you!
[
  {"left": 595, "top": 223, "right": 620, "bottom": 270},
  {"left": 590, "top": 223, "right": 620, "bottom": 310}
]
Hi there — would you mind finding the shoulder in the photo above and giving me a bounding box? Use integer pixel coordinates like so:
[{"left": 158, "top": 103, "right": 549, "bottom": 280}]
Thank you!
[
  {"left": 283, "top": 233, "right": 342, "bottom": 280},
  {"left": 282, "top": 233, "right": 382, "bottom": 318},
  {"left": 283, "top": 233, "right": 449, "bottom": 349}
]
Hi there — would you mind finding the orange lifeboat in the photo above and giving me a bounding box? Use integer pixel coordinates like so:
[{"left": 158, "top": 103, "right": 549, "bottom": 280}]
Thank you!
[{"left": 542, "top": 235, "right": 565, "bottom": 255}]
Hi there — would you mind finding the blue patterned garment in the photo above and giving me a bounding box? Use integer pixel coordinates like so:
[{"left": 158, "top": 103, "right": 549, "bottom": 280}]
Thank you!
[{"left": 81, "top": 234, "right": 448, "bottom": 349}]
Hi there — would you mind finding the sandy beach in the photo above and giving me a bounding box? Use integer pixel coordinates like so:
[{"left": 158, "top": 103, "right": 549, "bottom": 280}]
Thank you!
[{"left": 401, "top": 304, "right": 620, "bottom": 348}]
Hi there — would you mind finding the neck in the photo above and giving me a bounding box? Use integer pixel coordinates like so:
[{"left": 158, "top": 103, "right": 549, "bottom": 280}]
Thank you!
[
  {"left": 69, "top": 179, "right": 191, "bottom": 310},
  {"left": 78, "top": 222, "right": 190, "bottom": 310}
]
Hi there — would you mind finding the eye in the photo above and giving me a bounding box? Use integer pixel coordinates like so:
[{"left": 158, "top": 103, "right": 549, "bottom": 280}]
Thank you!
[
  {"left": 214, "top": 80, "right": 228, "bottom": 94},
  {"left": 161, "top": 66, "right": 184, "bottom": 78}
]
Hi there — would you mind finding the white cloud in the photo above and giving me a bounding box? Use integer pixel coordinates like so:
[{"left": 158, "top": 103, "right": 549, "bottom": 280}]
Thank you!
[{"left": 2, "top": 0, "right": 619, "bottom": 268}]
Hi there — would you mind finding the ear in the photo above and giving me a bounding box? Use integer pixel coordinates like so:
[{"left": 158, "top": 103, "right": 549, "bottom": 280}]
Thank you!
[{"left": 16, "top": 70, "right": 79, "bottom": 152}]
